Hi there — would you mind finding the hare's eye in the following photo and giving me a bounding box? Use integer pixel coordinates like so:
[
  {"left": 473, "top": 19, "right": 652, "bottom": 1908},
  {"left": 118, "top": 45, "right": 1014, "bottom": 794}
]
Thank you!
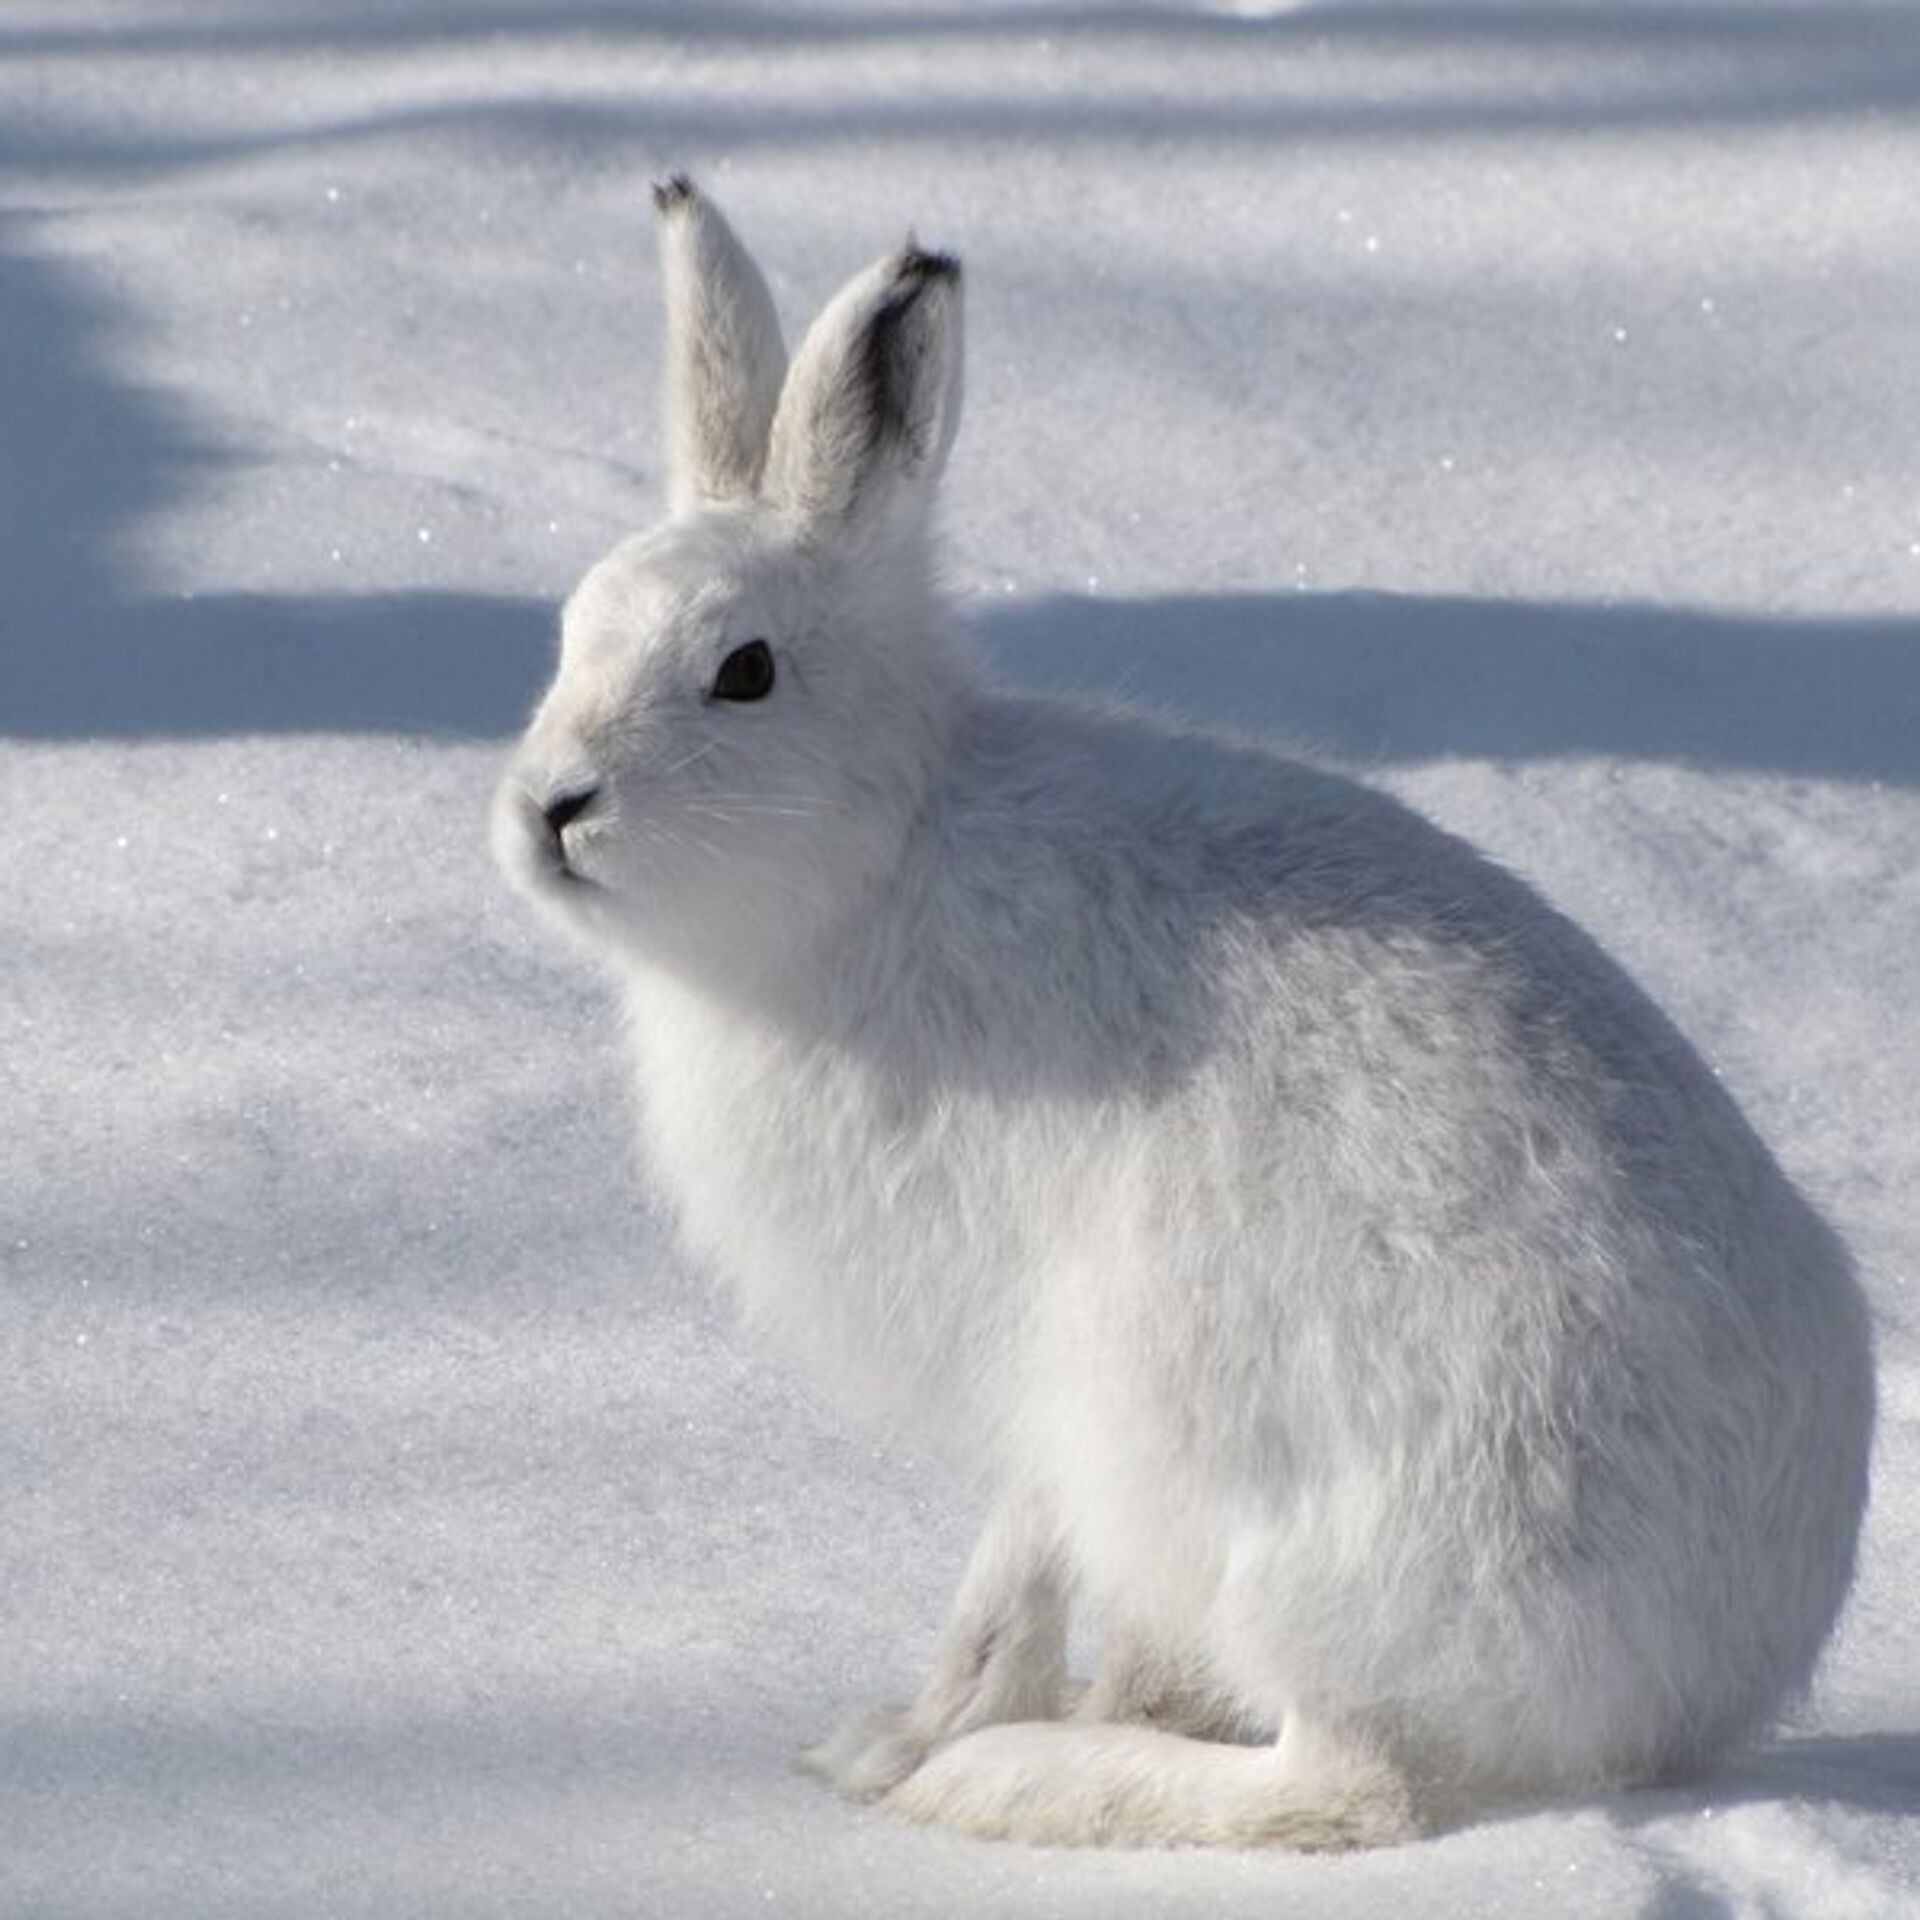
[{"left": 710, "top": 639, "right": 776, "bottom": 703}]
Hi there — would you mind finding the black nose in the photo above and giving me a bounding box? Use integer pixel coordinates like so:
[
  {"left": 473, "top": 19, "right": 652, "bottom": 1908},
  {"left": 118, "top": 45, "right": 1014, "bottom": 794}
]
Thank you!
[{"left": 543, "top": 786, "right": 599, "bottom": 836}]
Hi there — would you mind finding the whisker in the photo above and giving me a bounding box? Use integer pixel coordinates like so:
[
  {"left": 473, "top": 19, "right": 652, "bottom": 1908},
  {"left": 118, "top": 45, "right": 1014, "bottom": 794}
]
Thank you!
[
  {"left": 694, "top": 792, "right": 830, "bottom": 809},
  {"left": 685, "top": 804, "right": 825, "bottom": 822},
  {"left": 656, "top": 740, "right": 719, "bottom": 780}
]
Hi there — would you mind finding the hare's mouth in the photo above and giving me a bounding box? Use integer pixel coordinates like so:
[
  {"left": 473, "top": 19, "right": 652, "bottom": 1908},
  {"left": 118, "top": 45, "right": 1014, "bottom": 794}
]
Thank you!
[
  {"left": 495, "top": 779, "right": 604, "bottom": 897},
  {"left": 548, "top": 832, "right": 602, "bottom": 890}
]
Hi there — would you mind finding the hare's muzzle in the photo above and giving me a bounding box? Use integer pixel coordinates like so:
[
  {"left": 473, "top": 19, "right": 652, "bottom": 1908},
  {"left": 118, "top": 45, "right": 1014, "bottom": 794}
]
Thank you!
[
  {"left": 491, "top": 772, "right": 591, "bottom": 899},
  {"left": 542, "top": 784, "right": 600, "bottom": 840}
]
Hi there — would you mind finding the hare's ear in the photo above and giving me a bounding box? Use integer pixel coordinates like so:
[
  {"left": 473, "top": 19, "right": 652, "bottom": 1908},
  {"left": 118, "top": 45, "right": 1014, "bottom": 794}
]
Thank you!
[
  {"left": 653, "top": 176, "right": 788, "bottom": 510},
  {"left": 761, "top": 245, "right": 962, "bottom": 544}
]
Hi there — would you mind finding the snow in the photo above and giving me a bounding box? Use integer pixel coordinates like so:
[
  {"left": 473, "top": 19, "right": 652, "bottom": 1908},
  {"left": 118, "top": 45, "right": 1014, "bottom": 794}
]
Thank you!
[{"left": 3, "top": 2, "right": 1916, "bottom": 1912}]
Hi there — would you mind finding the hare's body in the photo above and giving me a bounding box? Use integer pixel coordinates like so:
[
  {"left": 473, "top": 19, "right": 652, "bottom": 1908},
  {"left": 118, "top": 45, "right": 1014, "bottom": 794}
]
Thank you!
[
  {"left": 494, "top": 182, "right": 1873, "bottom": 1847},
  {"left": 628, "top": 686, "right": 1867, "bottom": 1815}
]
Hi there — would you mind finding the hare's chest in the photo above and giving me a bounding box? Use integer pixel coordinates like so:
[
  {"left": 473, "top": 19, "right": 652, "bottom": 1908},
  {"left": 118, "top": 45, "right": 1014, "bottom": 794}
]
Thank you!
[{"left": 622, "top": 989, "right": 1015, "bottom": 1387}]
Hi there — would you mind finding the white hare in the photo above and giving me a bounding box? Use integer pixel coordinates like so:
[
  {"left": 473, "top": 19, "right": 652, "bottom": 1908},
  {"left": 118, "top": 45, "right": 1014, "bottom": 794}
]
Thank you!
[{"left": 493, "top": 179, "right": 1875, "bottom": 1849}]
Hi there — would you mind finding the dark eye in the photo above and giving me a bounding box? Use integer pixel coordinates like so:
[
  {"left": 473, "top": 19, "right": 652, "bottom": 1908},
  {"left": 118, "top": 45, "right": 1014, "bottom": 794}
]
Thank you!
[{"left": 710, "top": 638, "right": 776, "bottom": 703}]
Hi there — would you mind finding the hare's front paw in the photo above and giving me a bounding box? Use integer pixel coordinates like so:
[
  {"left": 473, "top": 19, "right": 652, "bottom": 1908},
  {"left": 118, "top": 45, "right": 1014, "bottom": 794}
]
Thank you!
[
  {"left": 797, "top": 1703, "right": 932, "bottom": 1801},
  {"left": 1075, "top": 1629, "right": 1265, "bottom": 1744},
  {"left": 799, "top": 1623, "right": 1068, "bottom": 1801},
  {"left": 802, "top": 1494, "right": 1069, "bottom": 1801},
  {"left": 801, "top": 1636, "right": 1068, "bottom": 1802}
]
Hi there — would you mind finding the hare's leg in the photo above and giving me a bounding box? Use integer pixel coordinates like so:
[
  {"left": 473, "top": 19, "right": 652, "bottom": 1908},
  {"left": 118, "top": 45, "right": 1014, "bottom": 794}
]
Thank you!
[
  {"left": 1076, "top": 1620, "right": 1266, "bottom": 1744},
  {"left": 800, "top": 1490, "right": 1067, "bottom": 1801}
]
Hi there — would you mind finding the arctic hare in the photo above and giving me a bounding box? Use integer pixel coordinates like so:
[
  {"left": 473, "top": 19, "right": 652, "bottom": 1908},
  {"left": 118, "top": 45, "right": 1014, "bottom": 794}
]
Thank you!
[{"left": 493, "top": 179, "right": 1874, "bottom": 1849}]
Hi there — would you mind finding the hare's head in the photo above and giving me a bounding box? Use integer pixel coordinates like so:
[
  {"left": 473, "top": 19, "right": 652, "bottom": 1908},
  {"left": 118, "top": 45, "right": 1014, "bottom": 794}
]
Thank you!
[{"left": 494, "top": 179, "right": 972, "bottom": 984}]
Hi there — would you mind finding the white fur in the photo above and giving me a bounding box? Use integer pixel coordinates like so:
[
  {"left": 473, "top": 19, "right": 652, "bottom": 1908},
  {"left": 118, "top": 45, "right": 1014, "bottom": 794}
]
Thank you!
[
  {"left": 654, "top": 175, "right": 788, "bottom": 510},
  {"left": 493, "top": 182, "right": 1876, "bottom": 1849}
]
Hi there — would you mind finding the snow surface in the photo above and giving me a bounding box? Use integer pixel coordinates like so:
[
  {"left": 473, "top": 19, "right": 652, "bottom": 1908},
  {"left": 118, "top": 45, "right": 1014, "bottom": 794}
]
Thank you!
[{"left": 3, "top": 2, "right": 1918, "bottom": 1913}]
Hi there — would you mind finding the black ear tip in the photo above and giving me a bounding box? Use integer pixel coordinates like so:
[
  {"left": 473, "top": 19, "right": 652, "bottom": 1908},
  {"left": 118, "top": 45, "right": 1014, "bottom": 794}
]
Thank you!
[
  {"left": 653, "top": 173, "right": 697, "bottom": 215},
  {"left": 898, "top": 246, "right": 961, "bottom": 287}
]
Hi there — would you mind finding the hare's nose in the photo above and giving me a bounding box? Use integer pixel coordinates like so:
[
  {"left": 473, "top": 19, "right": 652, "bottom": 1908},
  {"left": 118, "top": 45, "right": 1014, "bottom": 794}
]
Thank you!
[{"left": 543, "top": 785, "right": 600, "bottom": 836}]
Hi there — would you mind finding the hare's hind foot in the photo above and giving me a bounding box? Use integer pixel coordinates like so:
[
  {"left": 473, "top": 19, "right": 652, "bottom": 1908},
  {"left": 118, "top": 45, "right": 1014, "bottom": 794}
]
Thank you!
[{"left": 887, "top": 1712, "right": 1422, "bottom": 1851}]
